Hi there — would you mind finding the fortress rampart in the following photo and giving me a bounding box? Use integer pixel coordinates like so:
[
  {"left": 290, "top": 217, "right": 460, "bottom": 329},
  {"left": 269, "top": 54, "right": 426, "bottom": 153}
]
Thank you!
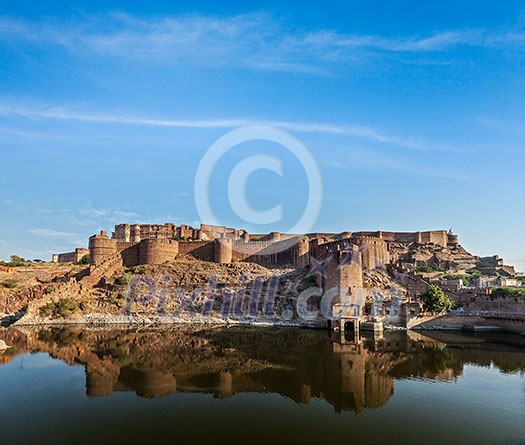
[
  {"left": 139, "top": 239, "right": 179, "bottom": 265},
  {"left": 89, "top": 231, "right": 117, "bottom": 265},
  {"left": 178, "top": 240, "right": 215, "bottom": 261},
  {"left": 52, "top": 248, "right": 90, "bottom": 264},
  {"left": 83, "top": 224, "right": 459, "bottom": 283},
  {"left": 352, "top": 230, "right": 456, "bottom": 248},
  {"left": 309, "top": 235, "right": 389, "bottom": 271},
  {"left": 352, "top": 236, "right": 390, "bottom": 270}
]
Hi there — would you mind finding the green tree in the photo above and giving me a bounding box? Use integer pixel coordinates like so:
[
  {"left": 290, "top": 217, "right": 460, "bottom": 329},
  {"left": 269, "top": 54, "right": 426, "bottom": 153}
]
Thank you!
[
  {"left": 443, "top": 274, "right": 471, "bottom": 287},
  {"left": 76, "top": 255, "right": 90, "bottom": 265},
  {"left": 420, "top": 285, "right": 455, "bottom": 314},
  {"left": 9, "top": 255, "right": 25, "bottom": 266}
]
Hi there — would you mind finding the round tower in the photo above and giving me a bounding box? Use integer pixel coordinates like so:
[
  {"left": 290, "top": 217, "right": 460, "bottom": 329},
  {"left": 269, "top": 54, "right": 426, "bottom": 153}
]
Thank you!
[
  {"left": 295, "top": 235, "right": 310, "bottom": 268},
  {"left": 214, "top": 239, "right": 233, "bottom": 264},
  {"left": 352, "top": 235, "right": 389, "bottom": 270},
  {"left": 89, "top": 231, "right": 117, "bottom": 266},
  {"left": 139, "top": 239, "right": 178, "bottom": 265}
]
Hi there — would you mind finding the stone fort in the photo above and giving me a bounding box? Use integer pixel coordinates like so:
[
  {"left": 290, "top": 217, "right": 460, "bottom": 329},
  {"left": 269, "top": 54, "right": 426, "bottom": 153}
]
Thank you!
[
  {"left": 84, "top": 222, "right": 458, "bottom": 269},
  {"left": 52, "top": 222, "right": 457, "bottom": 270},
  {"left": 82, "top": 222, "right": 458, "bottom": 292},
  {"left": 49, "top": 223, "right": 460, "bottom": 331},
  {"left": 78, "top": 223, "right": 458, "bottom": 327}
]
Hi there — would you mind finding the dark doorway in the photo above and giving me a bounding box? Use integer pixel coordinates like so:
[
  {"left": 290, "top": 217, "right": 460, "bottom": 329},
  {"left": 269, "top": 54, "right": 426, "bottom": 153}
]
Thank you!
[{"left": 343, "top": 320, "right": 355, "bottom": 332}]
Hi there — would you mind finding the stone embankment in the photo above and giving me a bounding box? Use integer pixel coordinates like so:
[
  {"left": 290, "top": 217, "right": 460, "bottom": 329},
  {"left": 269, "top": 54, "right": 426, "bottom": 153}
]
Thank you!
[
  {"left": 14, "top": 313, "right": 318, "bottom": 328},
  {"left": 409, "top": 313, "right": 525, "bottom": 334}
]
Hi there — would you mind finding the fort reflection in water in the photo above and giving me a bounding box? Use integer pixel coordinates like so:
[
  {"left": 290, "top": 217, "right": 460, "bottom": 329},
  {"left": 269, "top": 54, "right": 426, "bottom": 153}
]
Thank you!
[{"left": 2, "top": 326, "right": 525, "bottom": 414}]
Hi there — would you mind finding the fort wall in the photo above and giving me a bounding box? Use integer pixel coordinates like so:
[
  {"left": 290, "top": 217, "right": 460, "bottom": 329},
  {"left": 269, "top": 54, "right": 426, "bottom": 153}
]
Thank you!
[
  {"left": 313, "top": 238, "right": 352, "bottom": 260},
  {"left": 199, "top": 224, "right": 245, "bottom": 241},
  {"left": 352, "top": 230, "right": 449, "bottom": 247},
  {"left": 228, "top": 236, "right": 309, "bottom": 267},
  {"left": 84, "top": 224, "right": 458, "bottom": 270},
  {"left": 116, "top": 242, "right": 140, "bottom": 267},
  {"left": 420, "top": 230, "right": 448, "bottom": 246},
  {"left": 178, "top": 241, "right": 215, "bottom": 261},
  {"left": 138, "top": 239, "right": 179, "bottom": 265},
  {"left": 52, "top": 248, "right": 90, "bottom": 264},
  {"left": 310, "top": 235, "right": 388, "bottom": 271},
  {"left": 453, "top": 291, "right": 525, "bottom": 313},
  {"left": 352, "top": 236, "right": 389, "bottom": 270},
  {"left": 231, "top": 240, "right": 274, "bottom": 262},
  {"left": 114, "top": 223, "right": 212, "bottom": 242}
]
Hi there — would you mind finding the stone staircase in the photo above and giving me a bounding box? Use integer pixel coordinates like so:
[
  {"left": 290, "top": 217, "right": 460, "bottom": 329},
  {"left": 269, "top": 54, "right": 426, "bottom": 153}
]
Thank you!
[{"left": 80, "top": 254, "right": 123, "bottom": 288}]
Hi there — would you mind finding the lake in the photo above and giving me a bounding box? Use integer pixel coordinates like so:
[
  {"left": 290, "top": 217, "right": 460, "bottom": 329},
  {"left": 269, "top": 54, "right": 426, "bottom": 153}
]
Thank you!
[{"left": 0, "top": 326, "right": 524, "bottom": 445}]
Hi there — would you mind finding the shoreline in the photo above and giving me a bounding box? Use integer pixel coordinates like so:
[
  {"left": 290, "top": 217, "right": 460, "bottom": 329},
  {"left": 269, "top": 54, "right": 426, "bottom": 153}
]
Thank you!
[
  {"left": 11, "top": 313, "right": 325, "bottom": 329},
  {"left": 4, "top": 313, "right": 523, "bottom": 336}
]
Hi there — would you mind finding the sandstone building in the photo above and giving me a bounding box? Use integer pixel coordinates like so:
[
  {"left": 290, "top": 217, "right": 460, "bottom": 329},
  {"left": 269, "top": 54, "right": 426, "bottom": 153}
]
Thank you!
[{"left": 83, "top": 222, "right": 460, "bottom": 271}]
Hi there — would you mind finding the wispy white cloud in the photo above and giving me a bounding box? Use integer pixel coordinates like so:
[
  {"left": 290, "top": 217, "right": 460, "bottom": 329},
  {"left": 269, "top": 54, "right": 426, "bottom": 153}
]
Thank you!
[
  {"left": 301, "top": 29, "right": 483, "bottom": 53},
  {"left": 4, "top": 200, "right": 139, "bottom": 229},
  {"left": 474, "top": 117, "right": 525, "bottom": 134},
  {"left": 323, "top": 146, "right": 483, "bottom": 182},
  {"left": 27, "top": 228, "right": 80, "bottom": 238},
  {"left": 0, "top": 127, "right": 66, "bottom": 140},
  {"left": 61, "top": 205, "right": 141, "bottom": 227},
  {"left": 173, "top": 191, "right": 190, "bottom": 198},
  {"left": 0, "top": 198, "right": 15, "bottom": 206},
  {"left": 0, "top": 13, "right": 523, "bottom": 73},
  {"left": 27, "top": 228, "right": 85, "bottom": 246},
  {"left": 0, "top": 102, "right": 454, "bottom": 151}
]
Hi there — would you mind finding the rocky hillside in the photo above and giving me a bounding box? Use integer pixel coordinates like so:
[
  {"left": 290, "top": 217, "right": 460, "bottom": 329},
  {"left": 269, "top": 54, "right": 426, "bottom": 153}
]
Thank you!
[
  {"left": 2, "top": 256, "right": 324, "bottom": 326},
  {"left": 0, "top": 262, "right": 85, "bottom": 320}
]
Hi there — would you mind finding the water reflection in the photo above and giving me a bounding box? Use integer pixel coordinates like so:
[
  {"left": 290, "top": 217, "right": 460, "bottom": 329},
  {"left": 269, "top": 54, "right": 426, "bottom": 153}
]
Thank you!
[{"left": 1, "top": 326, "right": 524, "bottom": 414}]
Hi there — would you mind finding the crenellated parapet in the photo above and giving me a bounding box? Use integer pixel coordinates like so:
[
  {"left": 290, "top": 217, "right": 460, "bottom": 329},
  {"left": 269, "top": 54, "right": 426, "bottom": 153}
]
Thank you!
[{"left": 83, "top": 223, "right": 460, "bottom": 272}]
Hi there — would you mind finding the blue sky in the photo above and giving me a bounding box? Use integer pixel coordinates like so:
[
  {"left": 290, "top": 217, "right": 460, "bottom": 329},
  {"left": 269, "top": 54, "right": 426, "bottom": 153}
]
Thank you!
[{"left": 0, "top": 1, "right": 524, "bottom": 271}]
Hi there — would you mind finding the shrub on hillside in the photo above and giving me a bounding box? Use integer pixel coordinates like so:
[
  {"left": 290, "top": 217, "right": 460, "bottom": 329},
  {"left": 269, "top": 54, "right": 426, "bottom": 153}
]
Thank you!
[
  {"left": 443, "top": 274, "right": 471, "bottom": 286},
  {"left": 0, "top": 255, "right": 26, "bottom": 267},
  {"left": 416, "top": 265, "right": 437, "bottom": 273},
  {"left": 116, "top": 272, "right": 133, "bottom": 286},
  {"left": 39, "top": 298, "right": 80, "bottom": 319},
  {"left": 491, "top": 287, "right": 525, "bottom": 297},
  {"left": 76, "top": 255, "right": 90, "bottom": 265},
  {"left": 1, "top": 279, "right": 18, "bottom": 289}
]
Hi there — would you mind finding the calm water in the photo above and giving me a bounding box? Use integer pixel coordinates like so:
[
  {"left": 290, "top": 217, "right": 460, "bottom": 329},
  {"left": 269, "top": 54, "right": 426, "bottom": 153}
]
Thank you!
[{"left": 0, "top": 326, "right": 524, "bottom": 445}]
